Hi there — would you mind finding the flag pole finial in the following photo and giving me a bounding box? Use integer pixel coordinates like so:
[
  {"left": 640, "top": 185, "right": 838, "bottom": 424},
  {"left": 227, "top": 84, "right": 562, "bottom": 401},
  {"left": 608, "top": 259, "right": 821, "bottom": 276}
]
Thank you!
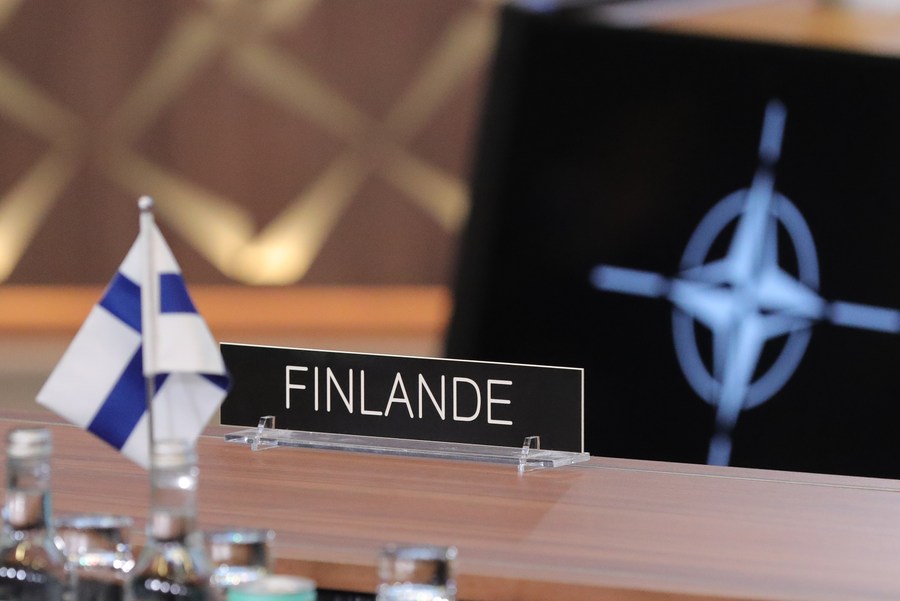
[{"left": 138, "top": 195, "right": 154, "bottom": 212}]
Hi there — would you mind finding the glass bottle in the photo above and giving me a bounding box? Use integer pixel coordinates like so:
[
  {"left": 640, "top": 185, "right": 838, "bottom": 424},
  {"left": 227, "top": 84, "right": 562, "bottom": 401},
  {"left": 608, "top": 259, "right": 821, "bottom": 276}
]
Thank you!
[
  {"left": 0, "top": 427, "right": 67, "bottom": 601},
  {"left": 55, "top": 513, "right": 134, "bottom": 601},
  {"left": 205, "top": 527, "right": 274, "bottom": 595},
  {"left": 125, "top": 440, "right": 217, "bottom": 601},
  {"left": 376, "top": 544, "right": 456, "bottom": 601}
]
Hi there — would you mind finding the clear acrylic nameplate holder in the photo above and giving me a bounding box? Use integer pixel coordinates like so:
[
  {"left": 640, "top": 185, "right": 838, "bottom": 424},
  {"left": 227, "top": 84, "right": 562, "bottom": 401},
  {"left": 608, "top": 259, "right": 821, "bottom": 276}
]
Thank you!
[{"left": 225, "top": 416, "right": 590, "bottom": 473}]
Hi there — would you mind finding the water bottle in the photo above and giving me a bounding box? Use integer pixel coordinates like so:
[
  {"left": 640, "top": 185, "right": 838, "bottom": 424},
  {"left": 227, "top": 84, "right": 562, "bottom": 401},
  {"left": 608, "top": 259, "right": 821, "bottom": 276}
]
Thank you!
[
  {"left": 376, "top": 545, "right": 456, "bottom": 601},
  {"left": 55, "top": 513, "right": 135, "bottom": 601},
  {"left": 0, "top": 427, "right": 67, "bottom": 601},
  {"left": 125, "top": 440, "right": 217, "bottom": 601}
]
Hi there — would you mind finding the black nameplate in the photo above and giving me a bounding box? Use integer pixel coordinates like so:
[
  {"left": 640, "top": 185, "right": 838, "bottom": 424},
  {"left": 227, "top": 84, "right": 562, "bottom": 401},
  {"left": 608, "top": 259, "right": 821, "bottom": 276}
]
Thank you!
[{"left": 220, "top": 344, "right": 584, "bottom": 453}]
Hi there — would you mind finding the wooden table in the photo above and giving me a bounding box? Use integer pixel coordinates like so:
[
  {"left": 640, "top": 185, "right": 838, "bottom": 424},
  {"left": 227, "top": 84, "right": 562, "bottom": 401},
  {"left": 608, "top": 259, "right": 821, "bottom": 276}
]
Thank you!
[{"left": 2, "top": 411, "right": 900, "bottom": 601}]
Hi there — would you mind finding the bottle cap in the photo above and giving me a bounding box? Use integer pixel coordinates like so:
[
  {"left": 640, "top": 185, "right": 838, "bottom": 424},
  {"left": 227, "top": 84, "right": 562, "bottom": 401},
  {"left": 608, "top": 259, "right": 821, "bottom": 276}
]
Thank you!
[
  {"left": 7, "top": 427, "right": 52, "bottom": 458},
  {"left": 152, "top": 439, "right": 196, "bottom": 468},
  {"left": 227, "top": 575, "right": 316, "bottom": 601}
]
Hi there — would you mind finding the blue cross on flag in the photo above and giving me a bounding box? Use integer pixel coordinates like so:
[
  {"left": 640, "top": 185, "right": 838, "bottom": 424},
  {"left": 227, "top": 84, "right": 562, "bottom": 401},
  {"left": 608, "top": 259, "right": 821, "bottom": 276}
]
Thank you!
[{"left": 37, "top": 216, "right": 229, "bottom": 468}]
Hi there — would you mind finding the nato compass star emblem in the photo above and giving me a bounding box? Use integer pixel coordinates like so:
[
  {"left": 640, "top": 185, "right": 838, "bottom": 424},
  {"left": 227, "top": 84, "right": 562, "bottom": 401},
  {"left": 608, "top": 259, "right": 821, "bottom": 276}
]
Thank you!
[{"left": 590, "top": 100, "right": 900, "bottom": 466}]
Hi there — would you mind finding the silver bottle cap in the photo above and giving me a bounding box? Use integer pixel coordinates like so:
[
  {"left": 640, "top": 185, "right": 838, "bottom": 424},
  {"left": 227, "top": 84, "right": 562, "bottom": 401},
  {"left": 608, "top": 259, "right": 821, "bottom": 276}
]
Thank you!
[
  {"left": 7, "top": 427, "right": 52, "bottom": 459},
  {"left": 152, "top": 439, "right": 196, "bottom": 469}
]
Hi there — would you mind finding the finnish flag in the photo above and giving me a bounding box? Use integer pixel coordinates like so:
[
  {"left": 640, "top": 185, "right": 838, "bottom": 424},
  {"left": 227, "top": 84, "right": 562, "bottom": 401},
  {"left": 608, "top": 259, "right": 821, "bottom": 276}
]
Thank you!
[{"left": 37, "top": 217, "right": 229, "bottom": 468}]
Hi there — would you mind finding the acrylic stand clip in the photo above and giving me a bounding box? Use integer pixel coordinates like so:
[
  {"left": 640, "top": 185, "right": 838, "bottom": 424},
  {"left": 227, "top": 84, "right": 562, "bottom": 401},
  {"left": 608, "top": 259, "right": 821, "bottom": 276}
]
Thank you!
[{"left": 225, "top": 416, "right": 589, "bottom": 473}]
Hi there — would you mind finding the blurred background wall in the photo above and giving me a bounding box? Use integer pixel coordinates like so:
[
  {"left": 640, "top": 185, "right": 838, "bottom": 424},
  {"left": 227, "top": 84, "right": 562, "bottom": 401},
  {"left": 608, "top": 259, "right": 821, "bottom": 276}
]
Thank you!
[
  {"left": 0, "top": 0, "right": 501, "bottom": 410},
  {"left": 0, "top": 0, "right": 498, "bottom": 287}
]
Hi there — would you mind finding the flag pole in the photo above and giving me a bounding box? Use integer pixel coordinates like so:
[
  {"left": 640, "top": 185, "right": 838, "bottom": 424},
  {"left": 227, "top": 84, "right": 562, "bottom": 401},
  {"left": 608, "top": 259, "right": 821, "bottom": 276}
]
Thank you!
[{"left": 138, "top": 196, "right": 158, "bottom": 466}]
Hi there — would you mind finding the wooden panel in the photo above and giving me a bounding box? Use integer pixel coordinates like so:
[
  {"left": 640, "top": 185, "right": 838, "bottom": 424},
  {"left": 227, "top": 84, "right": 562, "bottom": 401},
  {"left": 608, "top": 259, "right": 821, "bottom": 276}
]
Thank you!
[
  {"left": 0, "top": 285, "right": 451, "bottom": 336},
  {"left": 2, "top": 411, "right": 900, "bottom": 601},
  {"left": 0, "top": 1, "right": 491, "bottom": 287}
]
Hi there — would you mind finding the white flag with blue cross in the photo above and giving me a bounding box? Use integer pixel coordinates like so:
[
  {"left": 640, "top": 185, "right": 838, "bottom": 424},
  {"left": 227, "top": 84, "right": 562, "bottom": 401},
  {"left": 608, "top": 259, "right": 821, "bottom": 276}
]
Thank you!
[{"left": 37, "top": 211, "right": 229, "bottom": 469}]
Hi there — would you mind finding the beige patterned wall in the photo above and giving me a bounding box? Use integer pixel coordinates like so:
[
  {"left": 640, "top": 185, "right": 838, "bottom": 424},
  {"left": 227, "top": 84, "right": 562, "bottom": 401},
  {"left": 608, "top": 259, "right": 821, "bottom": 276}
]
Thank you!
[{"left": 0, "top": 0, "right": 498, "bottom": 286}]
